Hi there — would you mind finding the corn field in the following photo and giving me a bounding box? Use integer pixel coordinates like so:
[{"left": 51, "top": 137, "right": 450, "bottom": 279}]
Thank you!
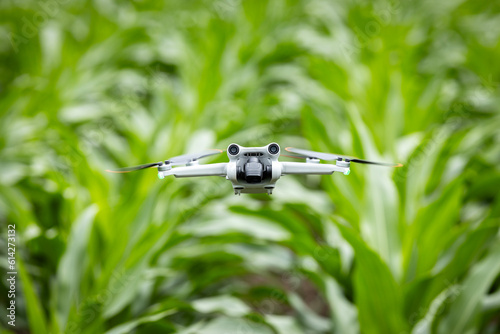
[{"left": 1, "top": 0, "right": 500, "bottom": 333}]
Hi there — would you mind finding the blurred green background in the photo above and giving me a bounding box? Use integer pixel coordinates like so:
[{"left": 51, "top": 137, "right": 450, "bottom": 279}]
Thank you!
[{"left": 1, "top": 0, "right": 500, "bottom": 333}]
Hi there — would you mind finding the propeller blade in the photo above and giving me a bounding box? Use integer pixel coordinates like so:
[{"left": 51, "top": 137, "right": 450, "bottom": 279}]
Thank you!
[
  {"left": 285, "top": 147, "right": 402, "bottom": 167},
  {"left": 284, "top": 147, "right": 356, "bottom": 161},
  {"left": 279, "top": 154, "right": 307, "bottom": 159},
  {"left": 168, "top": 149, "right": 223, "bottom": 165},
  {"left": 106, "top": 149, "right": 223, "bottom": 173},
  {"left": 347, "top": 158, "right": 403, "bottom": 167},
  {"left": 105, "top": 162, "right": 162, "bottom": 173}
]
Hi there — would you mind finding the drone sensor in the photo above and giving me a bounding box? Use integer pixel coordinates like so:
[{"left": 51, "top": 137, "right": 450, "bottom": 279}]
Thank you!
[
  {"left": 228, "top": 144, "right": 240, "bottom": 155},
  {"left": 268, "top": 143, "right": 280, "bottom": 155}
]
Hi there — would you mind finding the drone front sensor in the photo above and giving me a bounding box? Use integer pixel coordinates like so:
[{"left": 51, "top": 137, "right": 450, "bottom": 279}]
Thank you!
[{"left": 106, "top": 143, "right": 402, "bottom": 195}]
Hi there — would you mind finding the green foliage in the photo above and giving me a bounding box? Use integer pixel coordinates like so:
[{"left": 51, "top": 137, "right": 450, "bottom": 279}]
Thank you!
[{"left": 1, "top": 0, "right": 500, "bottom": 333}]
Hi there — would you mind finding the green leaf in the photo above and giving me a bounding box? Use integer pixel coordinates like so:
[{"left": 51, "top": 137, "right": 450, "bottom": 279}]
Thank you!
[
  {"left": 404, "top": 224, "right": 498, "bottom": 322},
  {"left": 265, "top": 315, "right": 304, "bottom": 334},
  {"left": 192, "top": 295, "right": 251, "bottom": 317},
  {"left": 55, "top": 205, "right": 99, "bottom": 329},
  {"left": 324, "top": 276, "right": 359, "bottom": 334},
  {"left": 411, "top": 283, "right": 461, "bottom": 334},
  {"left": 288, "top": 293, "right": 331, "bottom": 332},
  {"left": 440, "top": 240, "right": 500, "bottom": 334},
  {"left": 17, "top": 256, "right": 49, "bottom": 334},
  {"left": 178, "top": 317, "right": 274, "bottom": 334},
  {"left": 337, "top": 223, "right": 408, "bottom": 334},
  {"left": 105, "top": 309, "right": 177, "bottom": 334}
]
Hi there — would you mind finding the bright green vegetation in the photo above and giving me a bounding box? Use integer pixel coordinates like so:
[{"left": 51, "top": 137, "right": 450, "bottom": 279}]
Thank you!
[{"left": 1, "top": 0, "right": 500, "bottom": 333}]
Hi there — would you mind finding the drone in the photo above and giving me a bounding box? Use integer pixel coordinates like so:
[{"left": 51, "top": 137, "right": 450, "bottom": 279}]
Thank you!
[{"left": 106, "top": 143, "right": 402, "bottom": 195}]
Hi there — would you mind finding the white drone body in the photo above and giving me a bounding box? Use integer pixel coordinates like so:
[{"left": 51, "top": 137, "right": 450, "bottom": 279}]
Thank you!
[
  {"left": 109, "top": 143, "right": 400, "bottom": 195},
  {"left": 156, "top": 143, "right": 349, "bottom": 195}
]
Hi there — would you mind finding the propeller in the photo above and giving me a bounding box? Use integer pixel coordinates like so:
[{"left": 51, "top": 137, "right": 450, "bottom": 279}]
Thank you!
[
  {"left": 106, "top": 149, "right": 223, "bottom": 173},
  {"left": 105, "top": 162, "right": 163, "bottom": 173},
  {"left": 167, "top": 149, "right": 223, "bottom": 165},
  {"left": 284, "top": 147, "right": 402, "bottom": 167}
]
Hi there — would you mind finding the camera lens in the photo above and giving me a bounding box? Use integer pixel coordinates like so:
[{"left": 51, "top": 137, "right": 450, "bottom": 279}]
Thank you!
[
  {"left": 228, "top": 144, "right": 239, "bottom": 155},
  {"left": 268, "top": 143, "right": 279, "bottom": 155}
]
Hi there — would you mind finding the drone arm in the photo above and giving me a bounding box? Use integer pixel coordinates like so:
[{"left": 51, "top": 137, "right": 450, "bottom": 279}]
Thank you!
[
  {"left": 280, "top": 162, "right": 348, "bottom": 175},
  {"left": 160, "top": 163, "right": 228, "bottom": 178}
]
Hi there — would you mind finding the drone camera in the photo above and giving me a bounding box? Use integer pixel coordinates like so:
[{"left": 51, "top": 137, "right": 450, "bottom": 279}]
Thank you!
[
  {"left": 268, "top": 143, "right": 280, "bottom": 155},
  {"left": 244, "top": 157, "right": 264, "bottom": 183},
  {"left": 228, "top": 144, "right": 240, "bottom": 156}
]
